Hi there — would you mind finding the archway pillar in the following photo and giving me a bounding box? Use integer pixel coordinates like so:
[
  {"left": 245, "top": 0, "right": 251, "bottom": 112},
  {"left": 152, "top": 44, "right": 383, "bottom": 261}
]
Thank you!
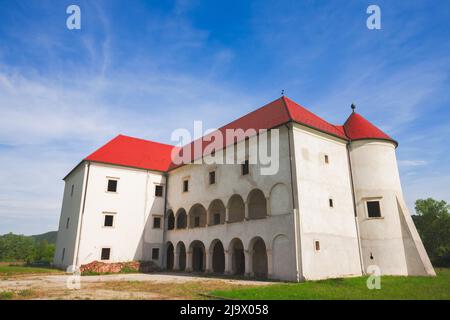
[
  {"left": 205, "top": 250, "right": 212, "bottom": 273},
  {"left": 267, "top": 249, "right": 273, "bottom": 278},
  {"left": 224, "top": 249, "right": 232, "bottom": 275},
  {"left": 266, "top": 197, "right": 271, "bottom": 216},
  {"left": 244, "top": 201, "right": 249, "bottom": 220},
  {"left": 186, "top": 251, "right": 193, "bottom": 272},
  {"left": 173, "top": 250, "right": 180, "bottom": 271},
  {"left": 225, "top": 207, "right": 230, "bottom": 223},
  {"left": 244, "top": 249, "right": 253, "bottom": 276}
]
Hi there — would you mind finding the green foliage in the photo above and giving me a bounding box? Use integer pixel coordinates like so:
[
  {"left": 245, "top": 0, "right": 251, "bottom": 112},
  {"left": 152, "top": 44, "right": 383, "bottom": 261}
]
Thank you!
[
  {"left": 0, "top": 291, "right": 14, "bottom": 300},
  {"left": 413, "top": 198, "right": 450, "bottom": 267},
  {"left": 0, "top": 232, "right": 56, "bottom": 264}
]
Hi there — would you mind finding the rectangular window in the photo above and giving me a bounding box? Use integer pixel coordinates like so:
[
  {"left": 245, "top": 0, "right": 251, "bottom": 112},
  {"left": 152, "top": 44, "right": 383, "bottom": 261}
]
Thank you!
[
  {"left": 101, "top": 248, "right": 111, "bottom": 260},
  {"left": 152, "top": 248, "right": 159, "bottom": 260},
  {"left": 104, "top": 215, "right": 114, "bottom": 227},
  {"left": 153, "top": 217, "right": 161, "bottom": 229},
  {"left": 315, "top": 241, "right": 320, "bottom": 251},
  {"left": 324, "top": 155, "right": 329, "bottom": 164},
  {"left": 155, "top": 185, "right": 163, "bottom": 197},
  {"left": 367, "top": 201, "right": 382, "bottom": 218},
  {"left": 183, "top": 179, "right": 189, "bottom": 192},
  {"left": 62, "top": 248, "right": 65, "bottom": 262},
  {"left": 66, "top": 217, "right": 70, "bottom": 229},
  {"left": 214, "top": 213, "right": 220, "bottom": 225},
  {"left": 242, "top": 160, "right": 249, "bottom": 175},
  {"left": 70, "top": 184, "right": 74, "bottom": 197},
  {"left": 329, "top": 198, "right": 334, "bottom": 207},
  {"left": 209, "top": 171, "right": 216, "bottom": 185},
  {"left": 107, "top": 179, "right": 118, "bottom": 192},
  {"left": 194, "top": 216, "right": 200, "bottom": 227}
]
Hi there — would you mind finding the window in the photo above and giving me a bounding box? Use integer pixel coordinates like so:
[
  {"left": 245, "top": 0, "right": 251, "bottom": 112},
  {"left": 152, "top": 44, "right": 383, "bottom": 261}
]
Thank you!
[
  {"left": 62, "top": 248, "right": 65, "bottom": 262},
  {"left": 70, "top": 184, "right": 74, "bottom": 197},
  {"left": 101, "top": 248, "right": 111, "bottom": 260},
  {"left": 315, "top": 240, "right": 320, "bottom": 251},
  {"left": 183, "top": 179, "right": 189, "bottom": 192},
  {"left": 66, "top": 217, "right": 70, "bottom": 229},
  {"left": 213, "top": 213, "right": 220, "bottom": 225},
  {"left": 153, "top": 217, "right": 161, "bottom": 229},
  {"left": 107, "top": 179, "right": 118, "bottom": 192},
  {"left": 242, "top": 160, "right": 249, "bottom": 175},
  {"left": 155, "top": 185, "right": 163, "bottom": 197},
  {"left": 152, "top": 248, "right": 159, "bottom": 260},
  {"left": 367, "top": 201, "right": 382, "bottom": 218},
  {"left": 104, "top": 215, "right": 114, "bottom": 227},
  {"left": 329, "top": 198, "right": 334, "bottom": 208},
  {"left": 209, "top": 171, "right": 216, "bottom": 185},
  {"left": 324, "top": 155, "right": 329, "bottom": 164},
  {"left": 194, "top": 216, "right": 200, "bottom": 227}
]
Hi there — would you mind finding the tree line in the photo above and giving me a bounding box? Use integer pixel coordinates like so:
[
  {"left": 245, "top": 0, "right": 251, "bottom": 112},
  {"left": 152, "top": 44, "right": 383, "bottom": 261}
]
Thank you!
[{"left": 0, "top": 232, "right": 55, "bottom": 264}]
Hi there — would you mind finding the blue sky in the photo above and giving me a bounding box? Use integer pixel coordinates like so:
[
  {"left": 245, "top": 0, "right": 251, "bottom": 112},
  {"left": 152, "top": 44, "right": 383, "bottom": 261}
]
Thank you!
[{"left": 0, "top": 0, "right": 449, "bottom": 235}]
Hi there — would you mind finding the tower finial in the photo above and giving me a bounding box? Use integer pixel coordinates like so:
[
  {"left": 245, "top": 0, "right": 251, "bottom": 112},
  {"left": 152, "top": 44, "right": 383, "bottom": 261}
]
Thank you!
[
  {"left": 351, "top": 103, "right": 356, "bottom": 113},
  {"left": 281, "top": 89, "right": 285, "bottom": 96}
]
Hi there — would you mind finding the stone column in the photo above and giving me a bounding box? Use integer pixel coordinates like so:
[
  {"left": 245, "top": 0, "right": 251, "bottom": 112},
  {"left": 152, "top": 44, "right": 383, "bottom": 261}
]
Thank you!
[
  {"left": 186, "top": 251, "right": 193, "bottom": 272},
  {"left": 225, "top": 207, "right": 230, "bottom": 223},
  {"left": 266, "top": 249, "right": 273, "bottom": 279},
  {"left": 244, "top": 201, "right": 250, "bottom": 220},
  {"left": 244, "top": 249, "right": 253, "bottom": 277},
  {"left": 224, "top": 249, "right": 232, "bottom": 275},
  {"left": 266, "top": 196, "right": 271, "bottom": 216},
  {"left": 173, "top": 250, "right": 180, "bottom": 271},
  {"left": 205, "top": 250, "right": 212, "bottom": 273}
]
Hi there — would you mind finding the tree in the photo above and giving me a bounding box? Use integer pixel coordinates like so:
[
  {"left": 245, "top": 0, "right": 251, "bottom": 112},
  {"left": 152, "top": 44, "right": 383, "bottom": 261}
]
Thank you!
[{"left": 413, "top": 198, "right": 450, "bottom": 267}]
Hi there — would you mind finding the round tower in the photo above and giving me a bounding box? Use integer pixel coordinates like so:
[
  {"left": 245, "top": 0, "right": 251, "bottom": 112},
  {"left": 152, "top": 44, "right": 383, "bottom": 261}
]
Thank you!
[{"left": 345, "top": 110, "right": 434, "bottom": 276}]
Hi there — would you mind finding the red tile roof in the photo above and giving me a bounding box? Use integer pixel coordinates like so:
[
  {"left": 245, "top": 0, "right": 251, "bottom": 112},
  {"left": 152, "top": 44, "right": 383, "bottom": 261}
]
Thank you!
[
  {"left": 343, "top": 112, "right": 396, "bottom": 145},
  {"left": 80, "top": 97, "right": 396, "bottom": 174},
  {"left": 85, "top": 135, "right": 175, "bottom": 172}
]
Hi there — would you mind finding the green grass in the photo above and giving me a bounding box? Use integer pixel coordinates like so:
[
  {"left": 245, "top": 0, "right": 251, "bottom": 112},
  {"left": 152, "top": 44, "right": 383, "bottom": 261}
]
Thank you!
[
  {"left": 210, "top": 268, "right": 450, "bottom": 300},
  {"left": 0, "top": 291, "right": 14, "bottom": 300},
  {"left": 0, "top": 264, "right": 62, "bottom": 276}
]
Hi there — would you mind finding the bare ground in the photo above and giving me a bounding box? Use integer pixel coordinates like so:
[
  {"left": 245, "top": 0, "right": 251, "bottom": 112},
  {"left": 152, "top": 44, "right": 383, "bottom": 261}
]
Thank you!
[{"left": 0, "top": 272, "right": 274, "bottom": 300}]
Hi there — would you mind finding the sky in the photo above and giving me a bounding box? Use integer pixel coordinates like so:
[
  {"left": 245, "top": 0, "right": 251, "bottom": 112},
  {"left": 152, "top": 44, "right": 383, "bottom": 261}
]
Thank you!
[{"left": 0, "top": 0, "right": 449, "bottom": 235}]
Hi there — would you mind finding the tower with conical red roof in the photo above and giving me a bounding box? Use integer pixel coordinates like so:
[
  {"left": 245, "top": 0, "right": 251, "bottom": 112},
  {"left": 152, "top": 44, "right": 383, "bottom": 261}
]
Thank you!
[{"left": 344, "top": 109, "right": 435, "bottom": 276}]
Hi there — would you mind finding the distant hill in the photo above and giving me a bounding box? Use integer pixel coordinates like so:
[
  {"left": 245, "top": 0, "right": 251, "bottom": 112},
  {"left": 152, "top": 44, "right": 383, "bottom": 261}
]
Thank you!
[{"left": 30, "top": 231, "right": 58, "bottom": 244}]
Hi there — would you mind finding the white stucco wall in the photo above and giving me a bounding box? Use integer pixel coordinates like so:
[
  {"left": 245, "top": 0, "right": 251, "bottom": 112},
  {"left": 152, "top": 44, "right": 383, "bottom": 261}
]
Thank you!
[
  {"left": 54, "top": 163, "right": 87, "bottom": 269},
  {"left": 291, "top": 124, "right": 363, "bottom": 280},
  {"left": 74, "top": 162, "right": 166, "bottom": 267},
  {"left": 349, "top": 140, "right": 435, "bottom": 276}
]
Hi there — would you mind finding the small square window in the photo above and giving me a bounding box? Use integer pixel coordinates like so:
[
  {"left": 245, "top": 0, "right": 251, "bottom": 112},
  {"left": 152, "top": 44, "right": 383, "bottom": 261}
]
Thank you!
[
  {"left": 107, "top": 179, "right": 118, "bottom": 192},
  {"left": 70, "top": 184, "right": 74, "bottom": 197},
  {"left": 367, "top": 201, "right": 382, "bottom": 218},
  {"left": 153, "top": 217, "right": 161, "bottom": 229},
  {"left": 324, "top": 155, "right": 329, "bottom": 164},
  {"left": 242, "top": 160, "right": 249, "bottom": 175},
  {"left": 183, "top": 180, "right": 189, "bottom": 192},
  {"left": 194, "top": 216, "right": 200, "bottom": 227},
  {"left": 214, "top": 213, "right": 221, "bottom": 225},
  {"left": 101, "top": 248, "right": 111, "bottom": 260},
  {"left": 104, "top": 215, "right": 114, "bottom": 227},
  {"left": 152, "top": 248, "right": 159, "bottom": 260},
  {"left": 155, "top": 185, "right": 163, "bottom": 197},
  {"left": 209, "top": 171, "right": 216, "bottom": 185},
  {"left": 66, "top": 217, "right": 70, "bottom": 229},
  {"left": 329, "top": 199, "right": 334, "bottom": 207},
  {"left": 315, "top": 241, "right": 320, "bottom": 251}
]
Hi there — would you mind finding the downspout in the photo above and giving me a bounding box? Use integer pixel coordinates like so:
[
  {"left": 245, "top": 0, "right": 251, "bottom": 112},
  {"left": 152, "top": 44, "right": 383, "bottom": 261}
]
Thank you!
[
  {"left": 285, "top": 123, "right": 303, "bottom": 282},
  {"left": 75, "top": 161, "right": 90, "bottom": 267},
  {"left": 161, "top": 172, "right": 169, "bottom": 268},
  {"left": 346, "top": 142, "right": 365, "bottom": 274}
]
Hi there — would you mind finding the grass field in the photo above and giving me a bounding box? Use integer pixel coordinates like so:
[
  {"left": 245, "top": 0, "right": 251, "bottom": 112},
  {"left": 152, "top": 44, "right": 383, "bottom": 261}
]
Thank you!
[
  {"left": 0, "top": 262, "right": 62, "bottom": 277},
  {"left": 210, "top": 268, "right": 450, "bottom": 300}
]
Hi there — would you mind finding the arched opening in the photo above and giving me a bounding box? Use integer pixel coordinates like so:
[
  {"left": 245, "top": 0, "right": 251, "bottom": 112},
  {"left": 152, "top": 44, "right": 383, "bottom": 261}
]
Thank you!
[
  {"left": 189, "top": 204, "right": 207, "bottom": 228},
  {"left": 227, "top": 194, "right": 245, "bottom": 223},
  {"left": 210, "top": 240, "right": 225, "bottom": 273},
  {"left": 229, "top": 238, "right": 245, "bottom": 275},
  {"left": 166, "top": 242, "right": 174, "bottom": 270},
  {"left": 270, "top": 183, "right": 291, "bottom": 215},
  {"left": 248, "top": 189, "right": 267, "bottom": 219},
  {"left": 250, "top": 237, "right": 268, "bottom": 278},
  {"left": 208, "top": 199, "right": 225, "bottom": 226},
  {"left": 176, "top": 208, "right": 187, "bottom": 229},
  {"left": 190, "top": 240, "right": 206, "bottom": 272},
  {"left": 176, "top": 241, "right": 186, "bottom": 271},
  {"left": 272, "top": 234, "right": 294, "bottom": 280},
  {"left": 167, "top": 210, "right": 175, "bottom": 230}
]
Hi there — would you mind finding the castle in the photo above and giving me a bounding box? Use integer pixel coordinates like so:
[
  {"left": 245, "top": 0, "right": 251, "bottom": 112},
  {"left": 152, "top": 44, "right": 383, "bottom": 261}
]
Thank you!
[{"left": 54, "top": 96, "right": 435, "bottom": 281}]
